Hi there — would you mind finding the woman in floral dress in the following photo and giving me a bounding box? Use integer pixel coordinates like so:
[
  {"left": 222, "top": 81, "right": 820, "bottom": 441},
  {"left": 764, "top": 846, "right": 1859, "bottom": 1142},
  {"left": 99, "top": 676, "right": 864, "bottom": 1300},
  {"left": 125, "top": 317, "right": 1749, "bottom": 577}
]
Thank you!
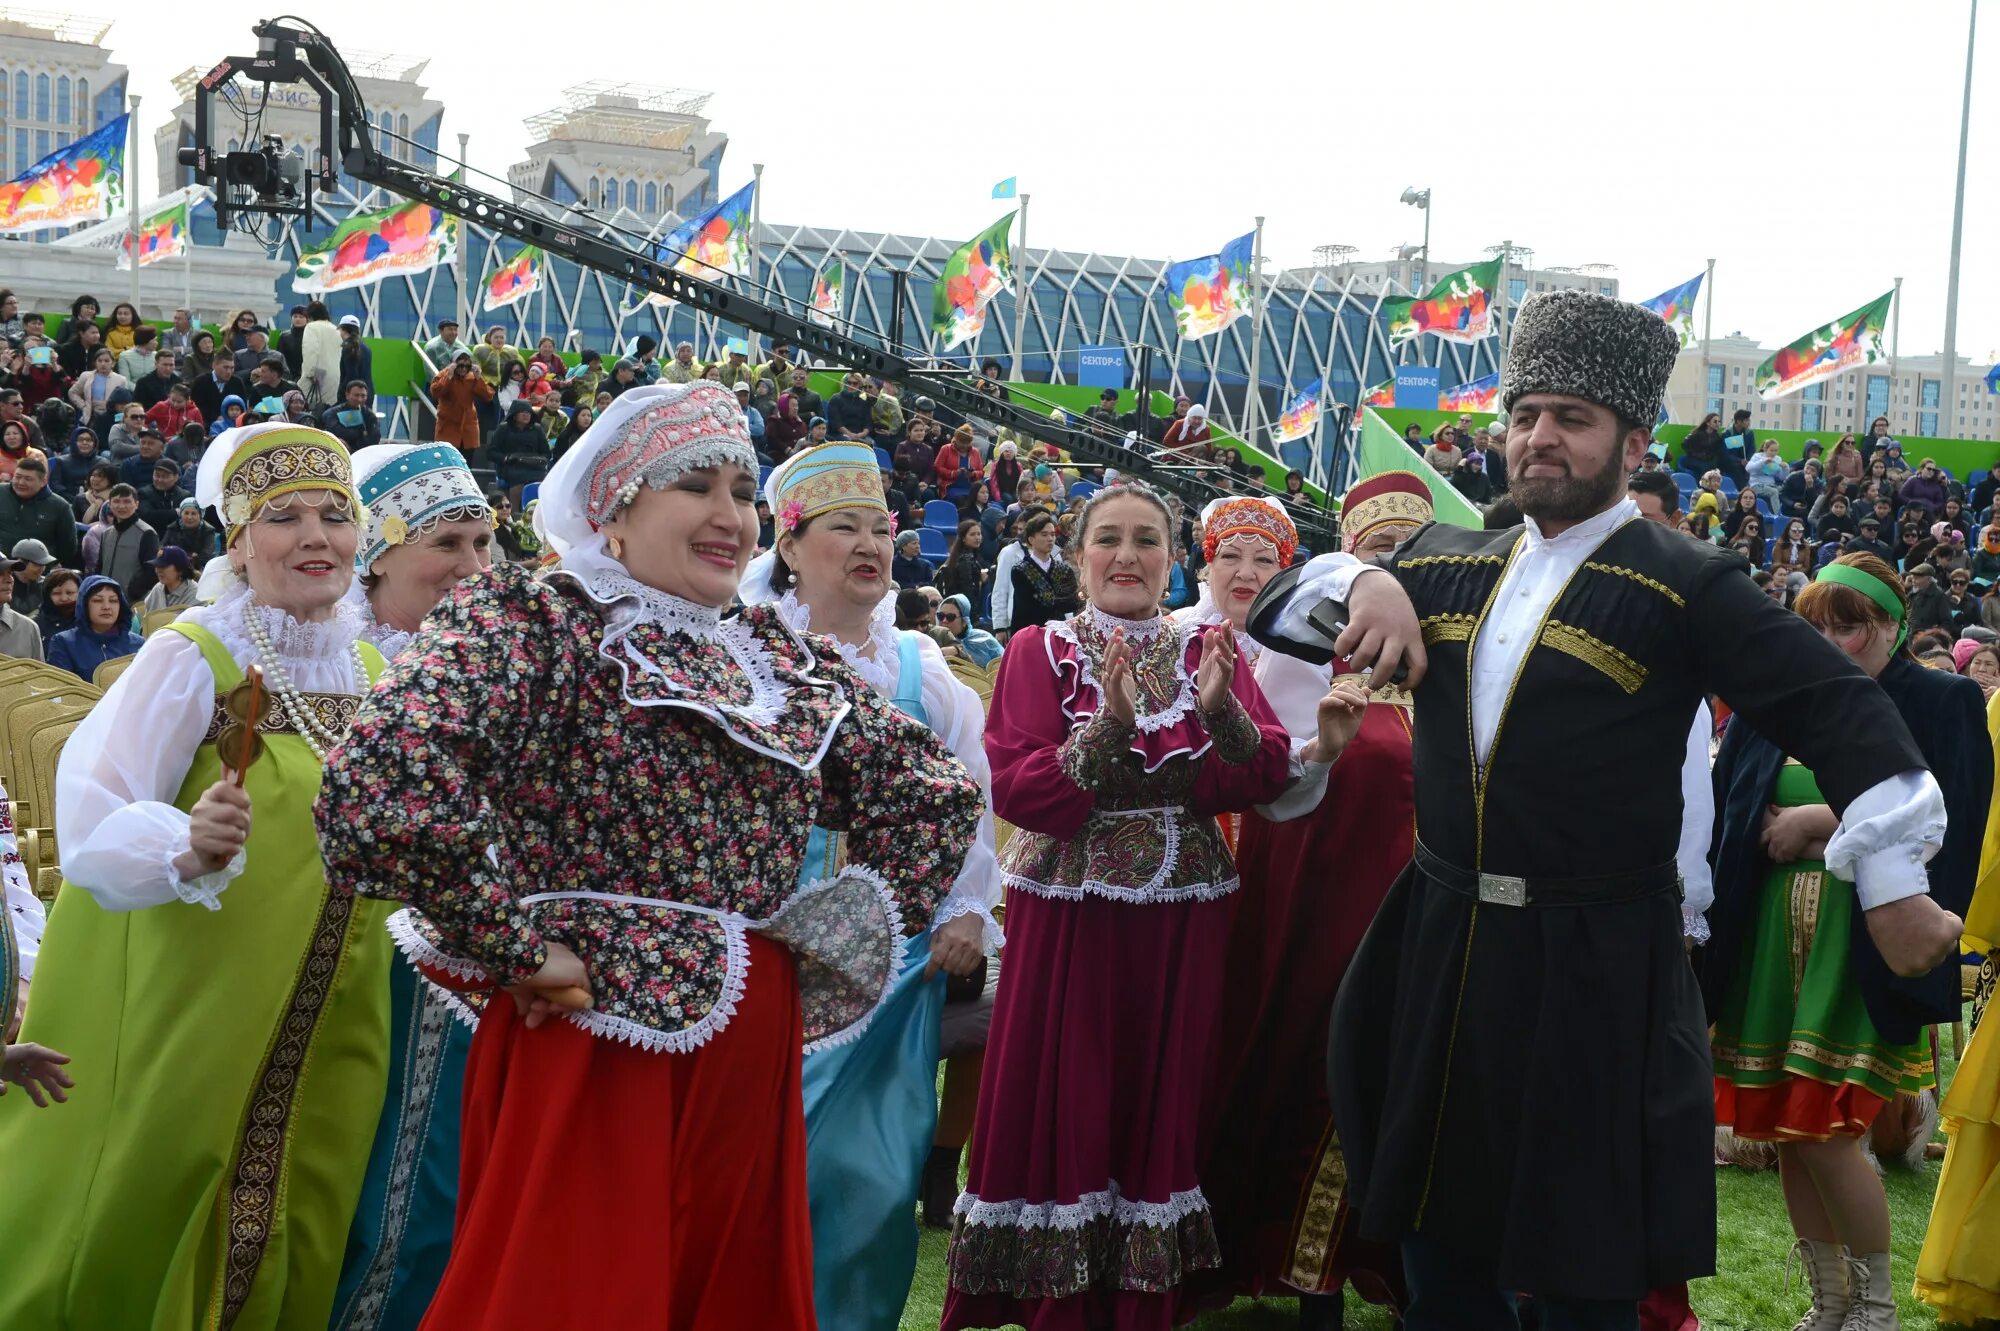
[
  {"left": 942, "top": 481, "right": 1365, "bottom": 1331},
  {"left": 316, "top": 383, "right": 984, "bottom": 1330}
]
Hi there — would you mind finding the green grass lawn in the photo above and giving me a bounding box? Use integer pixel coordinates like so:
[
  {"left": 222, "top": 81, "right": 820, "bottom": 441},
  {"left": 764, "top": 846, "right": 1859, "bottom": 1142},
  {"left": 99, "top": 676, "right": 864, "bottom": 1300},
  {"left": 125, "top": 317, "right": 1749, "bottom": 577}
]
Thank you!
[{"left": 899, "top": 1015, "right": 1968, "bottom": 1330}]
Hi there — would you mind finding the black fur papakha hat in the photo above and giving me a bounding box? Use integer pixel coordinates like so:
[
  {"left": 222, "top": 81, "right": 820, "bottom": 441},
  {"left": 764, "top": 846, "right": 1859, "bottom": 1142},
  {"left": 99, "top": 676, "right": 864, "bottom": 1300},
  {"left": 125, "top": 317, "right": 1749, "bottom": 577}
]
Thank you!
[{"left": 1500, "top": 288, "right": 1680, "bottom": 427}]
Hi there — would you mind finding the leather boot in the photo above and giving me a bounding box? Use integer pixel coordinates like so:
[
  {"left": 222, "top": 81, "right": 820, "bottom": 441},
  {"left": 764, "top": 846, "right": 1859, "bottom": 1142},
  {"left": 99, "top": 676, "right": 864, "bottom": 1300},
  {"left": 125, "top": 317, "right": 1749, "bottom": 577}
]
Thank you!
[
  {"left": 1787, "top": 1238, "right": 1851, "bottom": 1331},
  {"left": 921, "top": 1145, "right": 961, "bottom": 1229},
  {"left": 1839, "top": 1250, "right": 1899, "bottom": 1330}
]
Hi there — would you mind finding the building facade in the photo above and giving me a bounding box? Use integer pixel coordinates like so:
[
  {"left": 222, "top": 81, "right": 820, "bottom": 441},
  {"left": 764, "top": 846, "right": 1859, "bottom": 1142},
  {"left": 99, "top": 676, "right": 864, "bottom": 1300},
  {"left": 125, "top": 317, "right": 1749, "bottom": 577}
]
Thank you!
[
  {"left": 1308, "top": 253, "right": 1621, "bottom": 311},
  {"left": 1666, "top": 334, "right": 1999, "bottom": 442},
  {"left": 507, "top": 81, "right": 726, "bottom": 230},
  {"left": 0, "top": 9, "right": 128, "bottom": 240}
]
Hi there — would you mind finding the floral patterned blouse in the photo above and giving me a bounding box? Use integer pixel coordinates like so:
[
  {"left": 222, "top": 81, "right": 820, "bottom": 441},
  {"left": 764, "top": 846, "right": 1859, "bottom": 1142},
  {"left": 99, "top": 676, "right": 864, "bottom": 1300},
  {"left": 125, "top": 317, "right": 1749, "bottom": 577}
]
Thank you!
[{"left": 317, "top": 561, "right": 984, "bottom": 1055}]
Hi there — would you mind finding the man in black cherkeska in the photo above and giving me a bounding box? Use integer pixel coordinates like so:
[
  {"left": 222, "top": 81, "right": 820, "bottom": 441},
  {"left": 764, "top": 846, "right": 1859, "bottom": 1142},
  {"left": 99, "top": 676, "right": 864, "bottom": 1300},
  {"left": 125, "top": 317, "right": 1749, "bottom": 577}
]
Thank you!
[{"left": 1249, "top": 289, "right": 1963, "bottom": 1331}]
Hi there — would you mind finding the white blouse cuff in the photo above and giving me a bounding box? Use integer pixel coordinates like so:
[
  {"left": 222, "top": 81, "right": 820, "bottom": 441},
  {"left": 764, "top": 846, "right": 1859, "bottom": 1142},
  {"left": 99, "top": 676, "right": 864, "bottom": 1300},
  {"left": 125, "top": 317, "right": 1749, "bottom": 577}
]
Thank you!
[
  {"left": 1268, "top": 554, "right": 1375, "bottom": 653},
  {"left": 1682, "top": 908, "right": 1712, "bottom": 943},
  {"left": 1822, "top": 769, "right": 1945, "bottom": 909},
  {"left": 1256, "top": 753, "right": 1335, "bottom": 823},
  {"left": 170, "top": 829, "right": 245, "bottom": 912},
  {"left": 933, "top": 896, "right": 1005, "bottom": 956}
]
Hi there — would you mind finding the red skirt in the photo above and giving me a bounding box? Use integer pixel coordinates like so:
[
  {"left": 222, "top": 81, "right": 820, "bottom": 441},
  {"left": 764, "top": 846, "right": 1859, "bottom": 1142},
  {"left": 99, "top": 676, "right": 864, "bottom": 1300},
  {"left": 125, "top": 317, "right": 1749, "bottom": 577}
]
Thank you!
[{"left": 420, "top": 936, "right": 816, "bottom": 1331}]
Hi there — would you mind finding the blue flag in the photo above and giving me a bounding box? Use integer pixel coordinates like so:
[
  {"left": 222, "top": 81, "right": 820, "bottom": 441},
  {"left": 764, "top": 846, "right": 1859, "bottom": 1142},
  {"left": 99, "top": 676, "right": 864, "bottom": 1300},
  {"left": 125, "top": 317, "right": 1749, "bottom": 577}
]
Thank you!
[
  {"left": 1636, "top": 271, "right": 1705, "bottom": 348},
  {"left": 991, "top": 177, "right": 1017, "bottom": 199},
  {"left": 1987, "top": 363, "right": 1999, "bottom": 395}
]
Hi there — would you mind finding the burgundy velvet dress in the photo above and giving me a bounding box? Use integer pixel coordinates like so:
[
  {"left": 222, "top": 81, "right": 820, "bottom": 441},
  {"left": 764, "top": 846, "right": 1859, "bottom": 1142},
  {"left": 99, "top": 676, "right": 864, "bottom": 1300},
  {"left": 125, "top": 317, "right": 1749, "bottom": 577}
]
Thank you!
[{"left": 942, "top": 606, "right": 1293, "bottom": 1331}]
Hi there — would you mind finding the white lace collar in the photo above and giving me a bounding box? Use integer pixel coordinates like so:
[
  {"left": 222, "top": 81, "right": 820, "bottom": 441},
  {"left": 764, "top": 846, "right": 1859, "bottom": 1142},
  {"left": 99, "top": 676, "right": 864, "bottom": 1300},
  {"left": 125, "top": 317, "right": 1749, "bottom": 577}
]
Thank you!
[
  {"left": 772, "top": 588, "right": 901, "bottom": 700},
  {"left": 592, "top": 569, "right": 727, "bottom": 641},
  {"left": 1084, "top": 602, "right": 1168, "bottom": 644},
  {"left": 186, "top": 582, "right": 369, "bottom": 671},
  {"left": 342, "top": 582, "right": 417, "bottom": 661}
]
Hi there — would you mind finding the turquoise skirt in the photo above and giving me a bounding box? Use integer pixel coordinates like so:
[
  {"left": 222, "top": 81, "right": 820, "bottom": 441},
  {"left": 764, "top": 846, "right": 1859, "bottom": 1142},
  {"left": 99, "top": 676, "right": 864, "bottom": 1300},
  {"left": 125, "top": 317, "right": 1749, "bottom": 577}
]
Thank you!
[{"left": 803, "top": 929, "right": 946, "bottom": 1331}]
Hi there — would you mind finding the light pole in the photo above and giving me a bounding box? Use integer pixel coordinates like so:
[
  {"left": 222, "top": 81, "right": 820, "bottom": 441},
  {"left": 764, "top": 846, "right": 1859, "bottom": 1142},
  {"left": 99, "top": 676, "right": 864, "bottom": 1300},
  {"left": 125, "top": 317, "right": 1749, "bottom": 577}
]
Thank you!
[
  {"left": 1400, "top": 186, "right": 1431, "bottom": 292},
  {"left": 1940, "top": 0, "right": 1977, "bottom": 435}
]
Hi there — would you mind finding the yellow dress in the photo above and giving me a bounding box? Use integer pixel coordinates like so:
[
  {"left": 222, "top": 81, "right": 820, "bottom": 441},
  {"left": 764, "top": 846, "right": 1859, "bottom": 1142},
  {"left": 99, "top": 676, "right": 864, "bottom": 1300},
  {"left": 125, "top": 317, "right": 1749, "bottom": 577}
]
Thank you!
[{"left": 1915, "top": 688, "right": 2000, "bottom": 1323}]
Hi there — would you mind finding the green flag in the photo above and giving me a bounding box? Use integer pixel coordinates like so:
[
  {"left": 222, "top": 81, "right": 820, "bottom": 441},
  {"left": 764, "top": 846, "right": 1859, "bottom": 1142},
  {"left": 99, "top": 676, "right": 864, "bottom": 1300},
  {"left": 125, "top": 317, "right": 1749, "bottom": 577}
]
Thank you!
[
  {"left": 1349, "top": 409, "right": 1484, "bottom": 529},
  {"left": 1753, "top": 290, "right": 1894, "bottom": 401},
  {"left": 931, "top": 212, "right": 1016, "bottom": 351},
  {"left": 1382, "top": 259, "right": 1502, "bottom": 346}
]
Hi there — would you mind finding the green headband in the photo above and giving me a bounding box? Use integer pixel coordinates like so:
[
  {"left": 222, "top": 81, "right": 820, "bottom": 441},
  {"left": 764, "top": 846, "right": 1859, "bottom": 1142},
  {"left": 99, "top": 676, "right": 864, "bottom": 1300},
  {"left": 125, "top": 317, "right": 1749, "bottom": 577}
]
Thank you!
[{"left": 1814, "top": 562, "right": 1909, "bottom": 652}]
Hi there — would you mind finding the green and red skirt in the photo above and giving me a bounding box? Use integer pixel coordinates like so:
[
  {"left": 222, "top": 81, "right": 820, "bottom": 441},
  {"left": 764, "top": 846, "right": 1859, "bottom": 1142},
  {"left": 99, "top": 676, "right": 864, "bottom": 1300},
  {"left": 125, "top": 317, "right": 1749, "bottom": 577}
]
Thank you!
[{"left": 1712, "top": 763, "right": 1934, "bottom": 1140}]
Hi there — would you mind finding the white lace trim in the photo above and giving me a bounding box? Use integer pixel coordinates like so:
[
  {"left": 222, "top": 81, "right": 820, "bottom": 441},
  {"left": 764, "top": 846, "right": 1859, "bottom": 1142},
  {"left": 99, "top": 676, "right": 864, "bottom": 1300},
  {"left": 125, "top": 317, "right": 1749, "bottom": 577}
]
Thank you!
[
  {"left": 772, "top": 589, "right": 901, "bottom": 701},
  {"left": 931, "top": 895, "right": 1006, "bottom": 956},
  {"left": 952, "top": 1183, "right": 1212, "bottom": 1233},
  {"left": 1083, "top": 602, "right": 1168, "bottom": 643},
  {"left": 544, "top": 566, "right": 843, "bottom": 768},
  {"left": 171, "top": 840, "right": 245, "bottom": 911},
  {"left": 1048, "top": 616, "right": 1197, "bottom": 737},
  {"left": 385, "top": 907, "right": 490, "bottom": 982},
  {"left": 1682, "top": 909, "right": 1712, "bottom": 944},
  {"left": 557, "top": 923, "right": 752, "bottom": 1056},
  {"left": 184, "top": 581, "right": 369, "bottom": 667},
  {"left": 790, "top": 861, "right": 906, "bottom": 1057},
  {"left": 420, "top": 976, "right": 483, "bottom": 1029},
  {"left": 1002, "top": 871, "right": 1239, "bottom": 907}
]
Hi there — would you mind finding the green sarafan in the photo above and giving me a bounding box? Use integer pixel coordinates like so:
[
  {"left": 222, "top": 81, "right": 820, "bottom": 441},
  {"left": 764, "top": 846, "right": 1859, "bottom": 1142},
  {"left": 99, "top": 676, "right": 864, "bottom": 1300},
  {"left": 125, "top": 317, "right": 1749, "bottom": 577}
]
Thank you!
[{"left": 894, "top": 1014, "right": 1969, "bottom": 1331}]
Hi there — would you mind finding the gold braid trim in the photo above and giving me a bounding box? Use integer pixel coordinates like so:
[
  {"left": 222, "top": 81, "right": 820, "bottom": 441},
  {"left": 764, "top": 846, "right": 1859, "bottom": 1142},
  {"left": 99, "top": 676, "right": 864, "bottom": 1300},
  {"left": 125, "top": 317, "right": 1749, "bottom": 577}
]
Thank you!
[
  {"left": 1583, "top": 561, "right": 1686, "bottom": 608},
  {"left": 1540, "top": 621, "right": 1647, "bottom": 695},
  {"left": 1398, "top": 553, "right": 1507, "bottom": 569},
  {"left": 1420, "top": 612, "right": 1479, "bottom": 645}
]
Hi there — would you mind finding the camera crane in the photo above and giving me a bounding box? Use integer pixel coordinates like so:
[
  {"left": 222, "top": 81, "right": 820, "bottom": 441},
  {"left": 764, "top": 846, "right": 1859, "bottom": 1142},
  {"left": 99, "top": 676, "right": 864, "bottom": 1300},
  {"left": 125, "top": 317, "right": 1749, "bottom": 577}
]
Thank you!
[{"left": 179, "top": 19, "right": 1338, "bottom": 547}]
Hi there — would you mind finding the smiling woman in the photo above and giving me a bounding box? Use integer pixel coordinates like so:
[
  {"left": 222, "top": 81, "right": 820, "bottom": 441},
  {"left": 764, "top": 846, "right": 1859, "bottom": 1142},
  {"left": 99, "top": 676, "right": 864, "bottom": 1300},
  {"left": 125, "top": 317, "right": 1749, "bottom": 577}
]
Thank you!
[
  {"left": 0, "top": 423, "right": 395, "bottom": 1331},
  {"left": 314, "top": 383, "right": 984, "bottom": 1330}
]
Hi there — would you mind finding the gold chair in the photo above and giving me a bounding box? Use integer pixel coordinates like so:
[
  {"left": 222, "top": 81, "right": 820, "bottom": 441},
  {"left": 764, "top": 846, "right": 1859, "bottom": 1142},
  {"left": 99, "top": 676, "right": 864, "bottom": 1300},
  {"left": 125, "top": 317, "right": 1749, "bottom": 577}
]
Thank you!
[
  {"left": 21, "top": 710, "right": 89, "bottom": 852},
  {"left": 35, "top": 865, "right": 62, "bottom": 905},
  {"left": 946, "top": 653, "right": 996, "bottom": 703},
  {"left": 0, "top": 680, "right": 77, "bottom": 798},
  {"left": 141, "top": 608, "right": 183, "bottom": 637},
  {"left": 93, "top": 654, "right": 137, "bottom": 689}
]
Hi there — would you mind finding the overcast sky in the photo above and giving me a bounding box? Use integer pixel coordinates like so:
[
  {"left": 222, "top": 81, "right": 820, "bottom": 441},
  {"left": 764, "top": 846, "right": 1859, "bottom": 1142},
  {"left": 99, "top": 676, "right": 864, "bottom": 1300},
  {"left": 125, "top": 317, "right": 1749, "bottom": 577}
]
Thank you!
[{"left": 91, "top": 0, "right": 1995, "bottom": 365}]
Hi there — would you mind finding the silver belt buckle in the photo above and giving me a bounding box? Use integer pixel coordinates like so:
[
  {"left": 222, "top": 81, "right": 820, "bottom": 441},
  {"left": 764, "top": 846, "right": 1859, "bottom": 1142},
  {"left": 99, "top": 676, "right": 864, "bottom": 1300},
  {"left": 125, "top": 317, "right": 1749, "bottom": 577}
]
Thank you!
[{"left": 1478, "top": 872, "right": 1528, "bottom": 907}]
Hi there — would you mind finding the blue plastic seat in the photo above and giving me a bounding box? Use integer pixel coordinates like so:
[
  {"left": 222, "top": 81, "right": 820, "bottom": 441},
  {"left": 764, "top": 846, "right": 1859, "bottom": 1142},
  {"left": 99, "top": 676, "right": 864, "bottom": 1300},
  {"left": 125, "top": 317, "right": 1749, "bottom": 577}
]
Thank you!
[
  {"left": 1718, "top": 477, "right": 1739, "bottom": 497},
  {"left": 874, "top": 447, "right": 894, "bottom": 472},
  {"left": 758, "top": 465, "right": 773, "bottom": 488},
  {"left": 1068, "top": 480, "right": 1100, "bottom": 500},
  {"left": 520, "top": 482, "right": 540, "bottom": 508},
  {"left": 924, "top": 500, "right": 960, "bottom": 531},
  {"left": 917, "top": 527, "right": 950, "bottom": 560}
]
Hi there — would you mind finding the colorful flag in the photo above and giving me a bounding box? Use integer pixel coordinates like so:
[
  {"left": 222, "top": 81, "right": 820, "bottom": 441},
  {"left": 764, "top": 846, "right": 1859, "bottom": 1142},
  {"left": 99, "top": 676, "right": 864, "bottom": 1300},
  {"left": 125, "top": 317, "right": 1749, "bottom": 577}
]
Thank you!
[
  {"left": 293, "top": 198, "right": 457, "bottom": 294},
  {"left": 1164, "top": 232, "right": 1255, "bottom": 340},
  {"left": 931, "top": 212, "right": 1017, "bottom": 352},
  {"left": 1272, "top": 379, "right": 1324, "bottom": 444},
  {"left": 1637, "top": 271, "right": 1704, "bottom": 349},
  {"left": 1360, "top": 378, "right": 1397, "bottom": 411},
  {"left": 644, "top": 180, "right": 758, "bottom": 308},
  {"left": 1985, "top": 363, "right": 1998, "bottom": 395},
  {"left": 116, "top": 198, "right": 190, "bottom": 271},
  {"left": 809, "top": 260, "right": 844, "bottom": 328},
  {"left": 1351, "top": 408, "right": 1483, "bottom": 529},
  {"left": 1438, "top": 371, "right": 1500, "bottom": 414},
  {"left": 991, "top": 177, "right": 1017, "bottom": 200},
  {"left": 0, "top": 114, "right": 127, "bottom": 235},
  {"left": 1382, "top": 259, "right": 1501, "bottom": 345},
  {"left": 1754, "top": 289, "right": 1895, "bottom": 400},
  {"left": 484, "top": 245, "right": 543, "bottom": 312}
]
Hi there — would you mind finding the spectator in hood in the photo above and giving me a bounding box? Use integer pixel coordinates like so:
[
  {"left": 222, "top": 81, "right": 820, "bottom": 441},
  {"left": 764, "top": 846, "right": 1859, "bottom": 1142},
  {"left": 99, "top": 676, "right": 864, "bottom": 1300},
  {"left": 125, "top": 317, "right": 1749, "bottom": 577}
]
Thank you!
[
  {"left": 320, "top": 379, "right": 381, "bottom": 450},
  {"left": 81, "top": 484, "right": 159, "bottom": 601},
  {"left": 337, "top": 315, "right": 373, "bottom": 395},
  {"left": 46, "top": 574, "right": 142, "bottom": 679},
  {"left": 430, "top": 352, "right": 491, "bottom": 458},
  {"left": 0, "top": 419, "right": 46, "bottom": 485},
  {"left": 891, "top": 531, "right": 936, "bottom": 589},
  {"left": 489, "top": 399, "right": 552, "bottom": 503},
  {"left": 280, "top": 390, "right": 313, "bottom": 425},
  {"left": 0, "top": 558, "right": 44, "bottom": 661},
  {"left": 208, "top": 395, "right": 248, "bottom": 439},
  {"left": 160, "top": 495, "right": 221, "bottom": 569},
  {"left": 142, "top": 547, "right": 198, "bottom": 613},
  {"left": 33, "top": 567, "right": 79, "bottom": 643},
  {"left": 1159, "top": 403, "right": 1212, "bottom": 458},
  {"left": 48, "top": 426, "right": 103, "bottom": 496}
]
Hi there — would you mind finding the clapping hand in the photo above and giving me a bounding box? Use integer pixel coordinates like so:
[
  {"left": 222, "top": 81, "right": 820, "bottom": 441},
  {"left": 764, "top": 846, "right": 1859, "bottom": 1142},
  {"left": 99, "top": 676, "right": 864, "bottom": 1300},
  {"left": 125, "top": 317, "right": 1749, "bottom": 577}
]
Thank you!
[
  {"left": 0, "top": 1042, "right": 73, "bottom": 1107},
  {"left": 1302, "top": 675, "right": 1372, "bottom": 766},
  {"left": 1196, "top": 627, "right": 1237, "bottom": 715},
  {"left": 1101, "top": 629, "right": 1139, "bottom": 728}
]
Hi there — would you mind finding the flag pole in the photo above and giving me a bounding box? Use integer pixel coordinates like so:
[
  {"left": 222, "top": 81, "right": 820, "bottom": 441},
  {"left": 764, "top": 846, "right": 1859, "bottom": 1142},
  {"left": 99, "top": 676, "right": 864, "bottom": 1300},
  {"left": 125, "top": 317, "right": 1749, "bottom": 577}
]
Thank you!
[
  {"left": 1940, "top": 0, "right": 1977, "bottom": 435},
  {"left": 126, "top": 94, "right": 144, "bottom": 311},
  {"left": 1243, "top": 216, "right": 1266, "bottom": 448},
  {"left": 455, "top": 132, "right": 471, "bottom": 336},
  {"left": 1698, "top": 257, "right": 1716, "bottom": 418},
  {"left": 748, "top": 163, "right": 764, "bottom": 366},
  {"left": 538, "top": 257, "right": 549, "bottom": 347},
  {"left": 1495, "top": 238, "right": 1513, "bottom": 365},
  {"left": 1889, "top": 275, "right": 1904, "bottom": 409},
  {"left": 1013, "top": 193, "right": 1031, "bottom": 381}
]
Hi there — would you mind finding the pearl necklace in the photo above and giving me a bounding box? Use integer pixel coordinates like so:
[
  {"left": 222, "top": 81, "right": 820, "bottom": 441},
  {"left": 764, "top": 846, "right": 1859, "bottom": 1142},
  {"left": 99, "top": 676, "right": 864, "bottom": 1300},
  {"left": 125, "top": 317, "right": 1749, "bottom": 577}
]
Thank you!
[{"left": 240, "top": 595, "right": 367, "bottom": 761}]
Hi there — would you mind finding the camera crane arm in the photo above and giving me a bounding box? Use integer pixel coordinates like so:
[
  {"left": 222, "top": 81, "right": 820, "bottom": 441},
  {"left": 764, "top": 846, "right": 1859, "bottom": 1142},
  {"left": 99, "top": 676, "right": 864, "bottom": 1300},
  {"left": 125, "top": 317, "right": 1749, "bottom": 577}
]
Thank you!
[{"left": 180, "top": 20, "right": 1336, "bottom": 546}]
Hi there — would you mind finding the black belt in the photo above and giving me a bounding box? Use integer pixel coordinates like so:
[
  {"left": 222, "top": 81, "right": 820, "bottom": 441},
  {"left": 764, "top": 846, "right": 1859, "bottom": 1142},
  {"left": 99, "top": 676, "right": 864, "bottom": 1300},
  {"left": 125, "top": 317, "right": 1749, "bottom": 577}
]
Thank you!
[{"left": 1414, "top": 840, "right": 1681, "bottom": 908}]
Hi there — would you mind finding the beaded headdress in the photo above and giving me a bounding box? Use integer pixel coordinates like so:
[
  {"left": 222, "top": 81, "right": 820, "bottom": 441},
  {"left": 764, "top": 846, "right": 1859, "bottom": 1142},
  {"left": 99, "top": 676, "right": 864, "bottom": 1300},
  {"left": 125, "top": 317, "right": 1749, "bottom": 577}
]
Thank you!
[
  {"left": 1200, "top": 495, "right": 1298, "bottom": 565},
  {"left": 1339, "top": 471, "right": 1433, "bottom": 549},
  {"left": 352, "top": 442, "right": 490, "bottom": 573},
  {"left": 763, "top": 442, "right": 888, "bottom": 534},
  {"left": 193, "top": 421, "right": 358, "bottom": 546},
  {"left": 575, "top": 382, "right": 757, "bottom": 527}
]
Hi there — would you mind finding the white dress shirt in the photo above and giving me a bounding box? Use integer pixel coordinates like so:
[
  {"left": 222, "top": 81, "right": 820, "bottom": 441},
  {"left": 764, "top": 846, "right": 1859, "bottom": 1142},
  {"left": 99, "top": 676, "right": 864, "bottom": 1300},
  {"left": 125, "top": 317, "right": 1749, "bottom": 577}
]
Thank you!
[{"left": 1277, "top": 497, "right": 1944, "bottom": 910}]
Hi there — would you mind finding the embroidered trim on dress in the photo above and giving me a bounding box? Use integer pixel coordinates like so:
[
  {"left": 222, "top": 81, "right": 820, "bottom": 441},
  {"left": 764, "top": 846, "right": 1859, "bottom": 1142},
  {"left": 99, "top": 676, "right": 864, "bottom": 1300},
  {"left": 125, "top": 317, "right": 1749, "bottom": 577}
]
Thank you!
[
  {"left": 1583, "top": 561, "right": 1686, "bottom": 608},
  {"left": 1048, "top": 616, "right": 1197, "bottom": 738},
  {"left": 1398, "top": 552, "right": 1506, "bottom": 569},
  {"left": 1003, "top": 870, "right": 1238, "bottom": 906},
  {"left": 1083, "top": 603, "right": 1169, "bottom": 643},
  {"left": 953, "top": 1183, "right": 1212, "bottom": 1233},
  {"left": 1420, "top": 612, "right": 1479, "bottom": 645}
]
